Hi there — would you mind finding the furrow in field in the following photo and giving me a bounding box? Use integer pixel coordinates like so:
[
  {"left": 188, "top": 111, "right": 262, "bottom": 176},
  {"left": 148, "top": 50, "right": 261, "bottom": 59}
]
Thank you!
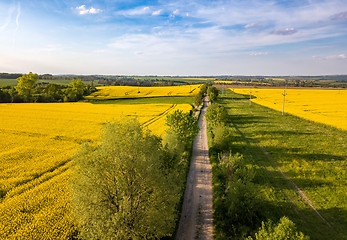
[
  {"left": 5, "top": 160, "right": 71, "bottom": 199},
  {"left": 142, "top": 104, "right": 177, "bottom": 127}
]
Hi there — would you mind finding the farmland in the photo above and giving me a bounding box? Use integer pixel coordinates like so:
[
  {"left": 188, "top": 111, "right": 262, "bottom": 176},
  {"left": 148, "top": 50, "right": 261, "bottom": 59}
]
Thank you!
[
  {"left": 214, "top": 89, "right": 347, "bottom": 239},
  {"left": 0, "top": 101, "right": 192, "bottom": 239},
  {"left": 233, "top": 88, "right": 347, "bottom": 131},
  {"left": 85, "top": 84, "right": 201, "bottom": 100}
]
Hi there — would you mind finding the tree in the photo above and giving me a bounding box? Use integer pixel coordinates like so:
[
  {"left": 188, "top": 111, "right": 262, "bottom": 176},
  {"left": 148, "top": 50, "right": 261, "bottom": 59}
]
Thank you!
[
  {"left": 63, "top": 79, "right": 86, "bottom": 101},
  {"left": 46, "top": 83, "right": 63, "bottom": 101},
  {"left": 213, "top": 154, "right": 261, "bottom": 238},
  {"left": 194, "top": 92, "right": 203, "bottom": 107},
  {"left": 194, "top": 83, "right": 209, "bottom": 107},
  {"left": 0, "top": 88, "right": 11, "bottom": 103},
  {"left": 207, "top": 86, "right": 219, "bottom": 102},
  {"left": 69, "top": 79, "right": 85, "bottom": 97},
  {"left": 165, "top": 110, "right": 199, "bottom": 151},
  {"left": 212, "top": 123, "right": 232, "bottom": 151},
  {"left": 16, "top": 72, "right": 38, "bottom": 102},
  {"left": 247, "top": 216, "right": 310, "bottom": 240},
  {"left": 71, "top": 119, "right": 180, "bottom": 239},
  {"left": 205, "top": 103, "right": 228, "bottom": 128}
]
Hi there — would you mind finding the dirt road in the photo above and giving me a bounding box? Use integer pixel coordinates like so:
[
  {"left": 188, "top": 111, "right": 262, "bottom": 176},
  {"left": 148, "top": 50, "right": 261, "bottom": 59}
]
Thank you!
[{"left": 176, "top": 99, "right": 213, "bottom": 240}]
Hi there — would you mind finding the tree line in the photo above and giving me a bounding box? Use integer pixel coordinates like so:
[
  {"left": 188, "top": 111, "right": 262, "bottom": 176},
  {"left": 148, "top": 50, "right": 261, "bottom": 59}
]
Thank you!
[{"left": 0, "top": 72, "right": 93, "bottom": 103}]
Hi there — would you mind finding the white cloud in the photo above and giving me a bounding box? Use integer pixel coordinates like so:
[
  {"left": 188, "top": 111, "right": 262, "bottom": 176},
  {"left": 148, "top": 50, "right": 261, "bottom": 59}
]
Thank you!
[
  {"left": 271, "top": 28, "right": 297, "bottom": 35},
  {"left": 75, "top": 5, "right": 102, "bottom": 15},
  {"left": 152, "top": 9, "right": 163, "bottom": 16},
  {"left": 13, "top": 3, "right": 20, "bottom": 49},
  {"left": 170, "top": 9, "right": 180, "bottom": 18},
  {"left": 312, "top": 54, "right": 346, "bottom": 60},
  {"left": 244, "top": 23, "right": 257, "bottom": 29},
  {"left": 117, "top": 6, "right": 150, "bottom": 16},
  {"left": 173, "top": 9, "right": 180, "bottom": 15},
  {"left": 0, "top": 6, "right": 15, "bottom": 32},
  {"left": 250, "top": 52, "right": 268, "bottom": 56}
]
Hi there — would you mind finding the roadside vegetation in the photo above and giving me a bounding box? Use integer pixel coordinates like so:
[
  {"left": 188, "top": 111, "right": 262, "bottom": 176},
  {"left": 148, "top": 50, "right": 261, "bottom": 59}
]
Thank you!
[
  {"left": 71, "top": 112, "right": 198, "bottom": 239},
  {"left": 207, "top": 88, "right": 347, "bottom": 239}
]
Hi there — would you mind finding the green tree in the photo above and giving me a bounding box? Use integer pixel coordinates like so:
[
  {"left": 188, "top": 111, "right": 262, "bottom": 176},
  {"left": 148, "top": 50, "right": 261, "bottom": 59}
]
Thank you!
[
  {"left": 64, "top": 79, "right": 86, "bottom": 101},
  {"left": 71, "top": 119, "right": 180, "bottom": 239},
  {"left": 226, "top": 180, "right": 260, "bottom": 238},
  {"left": 69, "top": 79, "right": 85, "bottom": 98},
  {"left": 207, "top": 86, "right": 219, "bottom": 102},
  {"left": 213, "top": 153, "right": 260, "bottom": 239},
  {"left": 0, "top": 88, "right": 11, "bottom": 103},
  {"left": 205, "top": 103, "right": 228, "bottom": 128},
  {"left": 194, "top": 92, "right": 203, "bottom": 107},
  {"left": 46, "top": 83, "right": 63, "bottom": 101},
  {"left": 212, "top": 123, "right": 232, "bottom": 152},
  {"left": 165, "top": 110, "right": 199, "bottom": 151},
  {"left": 16, "top": 72, "right": 38, "bottom": 102},
  {"left": 247, "top": 216, "right": 310, "bottom": 240}
]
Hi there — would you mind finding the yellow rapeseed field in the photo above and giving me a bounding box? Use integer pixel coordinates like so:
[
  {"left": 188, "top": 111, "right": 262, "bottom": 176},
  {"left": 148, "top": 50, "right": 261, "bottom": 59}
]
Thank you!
[
  {"left": 85, "top": 84, "right": 201, "bottom": 100},
  {"left": 0, "top": 102, "right": 191, "bottom": 239},
  {"left": 233, "top": 88, "right": 347, "bottom": 131}
]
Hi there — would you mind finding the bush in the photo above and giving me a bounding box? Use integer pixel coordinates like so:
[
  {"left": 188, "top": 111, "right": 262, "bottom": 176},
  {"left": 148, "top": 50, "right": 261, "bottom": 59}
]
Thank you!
[
  {"left": 247, "top": 216, "right": 310, "bottom": 240},
  {"left": 213, "top": 124, "right": 232, "bottom": 152}
]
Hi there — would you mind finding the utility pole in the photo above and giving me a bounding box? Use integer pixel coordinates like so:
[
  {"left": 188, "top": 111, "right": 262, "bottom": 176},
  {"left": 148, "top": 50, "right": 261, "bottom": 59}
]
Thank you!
[
  {"left": 249, "top": 79, "right": 252, "bottom": 106},
  {"left": 282, "top": 82, "right": 287, "bottom": 115}
]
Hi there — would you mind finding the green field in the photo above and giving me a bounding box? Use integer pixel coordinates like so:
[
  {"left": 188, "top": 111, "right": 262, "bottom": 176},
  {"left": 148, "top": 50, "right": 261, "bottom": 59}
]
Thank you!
[
  {"left": 218, "top": 90, "right": 347, "bottom": 239},
  {"left": 0, "top": 79, "right": 17, "bottom": 86}
]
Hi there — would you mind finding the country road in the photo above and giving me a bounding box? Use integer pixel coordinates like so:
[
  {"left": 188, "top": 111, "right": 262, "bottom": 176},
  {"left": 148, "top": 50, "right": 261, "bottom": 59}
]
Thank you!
[{"left": 176, "top": 98, "right": 213, "bottom": 240}]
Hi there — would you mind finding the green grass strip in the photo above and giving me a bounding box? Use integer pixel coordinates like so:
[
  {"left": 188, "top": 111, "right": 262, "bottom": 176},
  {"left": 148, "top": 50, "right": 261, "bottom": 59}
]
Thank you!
[{"left": 217, "top": 89, "right": 347, "bottom": 240}]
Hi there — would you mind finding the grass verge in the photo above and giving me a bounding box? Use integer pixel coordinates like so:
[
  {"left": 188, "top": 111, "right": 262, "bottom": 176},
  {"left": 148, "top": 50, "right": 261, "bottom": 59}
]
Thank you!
[{"left": 212, "top": 89, "right": 347, "bottom": 239}]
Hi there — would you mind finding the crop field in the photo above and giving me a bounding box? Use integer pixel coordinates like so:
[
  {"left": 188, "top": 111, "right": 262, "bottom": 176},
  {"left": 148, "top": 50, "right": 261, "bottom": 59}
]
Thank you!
[
  {"left": 86, "top": 84, "right": 201, "bottom": 100},
  {"left": 233, "top": 88, "right": 347, "bottom": 131},
  {"left": 183, "top": 77, "right": 215, "bottom": 81},
  {"left": 219, "top": 90, "right": 347, "bottom": 239},
  {"left": 0, "top": 79, "right": 17, "bottom": 86},
  {"left": 0, "top": 102, "right": 192, "bottom": 239}
]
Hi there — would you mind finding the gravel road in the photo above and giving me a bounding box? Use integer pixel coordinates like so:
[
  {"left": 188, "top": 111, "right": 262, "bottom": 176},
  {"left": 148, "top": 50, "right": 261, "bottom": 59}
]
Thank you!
[{"left": 176, "top": 98, "right": 213, "bottom": 240}]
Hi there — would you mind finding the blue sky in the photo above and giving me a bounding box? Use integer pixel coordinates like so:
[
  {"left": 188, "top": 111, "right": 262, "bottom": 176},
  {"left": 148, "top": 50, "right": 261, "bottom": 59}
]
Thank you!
[{"left": 1, "top": 0, "right": 347, "bottom": 75}]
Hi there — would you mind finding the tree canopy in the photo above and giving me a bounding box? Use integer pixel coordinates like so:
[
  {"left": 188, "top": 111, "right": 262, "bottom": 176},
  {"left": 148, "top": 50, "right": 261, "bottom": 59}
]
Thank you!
[
  {"left": 207, "top": 85, "right": 219, "bottom": 102},
  {"left": 247, "top": 216, "right": 310, "bottom": 240},
  {"left": 71, "top": 119, "right": 182, "bottom": 239},
  {"left": 165, "top": 109, "right": 199, "bottom": 151},
  {"left": 16, "top": 72, "right": 38, "bottom": 102}
]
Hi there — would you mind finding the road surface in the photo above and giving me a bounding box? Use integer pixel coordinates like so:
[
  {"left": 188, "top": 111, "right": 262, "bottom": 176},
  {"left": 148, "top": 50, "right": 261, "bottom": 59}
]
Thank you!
[{"left": 176, "top": 98, "right": 213, "bottom": 240}]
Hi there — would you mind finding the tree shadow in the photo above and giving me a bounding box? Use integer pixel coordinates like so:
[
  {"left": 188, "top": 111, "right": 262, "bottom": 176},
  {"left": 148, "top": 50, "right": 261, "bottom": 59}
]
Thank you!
[
  {"left": 229, "top": 115, "right": 268, "bottom": 125},
  {"left": 293, "top": 153, "right": 345, "bottom": 161},
  {"left": 256, "top": 199, "right": 347, "bottom": 240},
  {"left": 253, "top": 130, "right": 316, "bottom": 136}
]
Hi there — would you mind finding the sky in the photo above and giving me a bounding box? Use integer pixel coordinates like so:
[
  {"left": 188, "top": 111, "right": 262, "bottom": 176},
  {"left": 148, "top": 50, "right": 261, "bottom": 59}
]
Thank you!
[{"left": 1, "top": 0, "right": 347, "bottom": 76}]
